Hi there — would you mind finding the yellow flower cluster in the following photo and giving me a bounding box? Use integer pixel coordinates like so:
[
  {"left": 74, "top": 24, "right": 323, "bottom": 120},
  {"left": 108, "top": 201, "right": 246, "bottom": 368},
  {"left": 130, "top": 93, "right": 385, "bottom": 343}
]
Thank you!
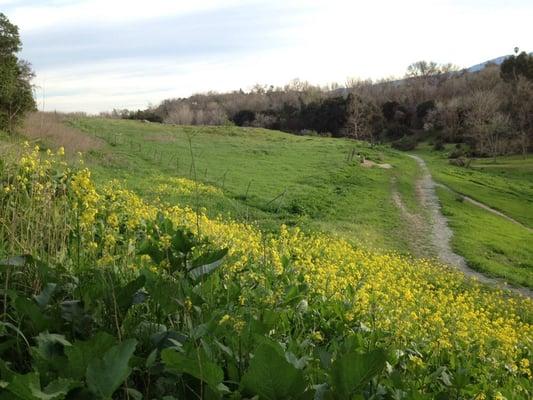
[
  {"left": 156, "top": 177, "right": 223, "bottom": 197},
  {"left": 79, "top": 179, "right": 531, "bottom": 370},
  {"left": 3, "top": 147, "right": 532, "bottom": 375}
]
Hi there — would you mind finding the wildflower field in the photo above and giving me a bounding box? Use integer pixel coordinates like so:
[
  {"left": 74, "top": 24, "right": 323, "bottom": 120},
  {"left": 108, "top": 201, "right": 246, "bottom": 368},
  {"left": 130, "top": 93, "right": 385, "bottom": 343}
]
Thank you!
[{"left": 0, "top": 141, "right": 532, "bottom": 399}]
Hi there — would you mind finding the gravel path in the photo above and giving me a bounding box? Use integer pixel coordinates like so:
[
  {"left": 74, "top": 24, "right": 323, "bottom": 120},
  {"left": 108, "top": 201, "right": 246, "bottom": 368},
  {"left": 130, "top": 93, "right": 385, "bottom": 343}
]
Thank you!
[{"left": 407, "top": 154, "right": 533, "bottom": 298}]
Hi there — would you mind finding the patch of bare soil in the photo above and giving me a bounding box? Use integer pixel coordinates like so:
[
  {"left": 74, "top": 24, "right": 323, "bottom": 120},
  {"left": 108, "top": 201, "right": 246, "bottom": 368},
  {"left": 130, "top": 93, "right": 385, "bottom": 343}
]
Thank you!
[{"left": 360, "top": 159, "right": 393, "bottom": 169}]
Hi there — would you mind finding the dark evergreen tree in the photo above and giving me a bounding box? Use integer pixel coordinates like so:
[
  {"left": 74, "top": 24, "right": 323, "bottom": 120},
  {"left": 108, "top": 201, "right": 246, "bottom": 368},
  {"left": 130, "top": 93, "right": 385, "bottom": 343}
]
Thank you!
[{"left": 0, "top": 13, "right": 36, "bottom": 133}]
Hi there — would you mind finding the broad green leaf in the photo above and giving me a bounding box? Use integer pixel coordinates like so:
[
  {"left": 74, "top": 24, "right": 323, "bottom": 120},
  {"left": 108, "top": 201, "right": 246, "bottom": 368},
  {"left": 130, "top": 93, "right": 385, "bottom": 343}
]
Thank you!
[
  {"left": 241, "top": 340, "right": 306, "bottom": 400},
  {"left": 13, "top": 297, "right": 49, "bottom": 332},
  {"left": 151, "top": 330, "right": 186, "bottom": 351},
  {"left": 7, "top": 372, "right": 76, "bottom": 400},
  {"left": 161, "top": 348, "right": 223, "bottom": 390},
  {"left": 0, "top": 254, "right": 32, "bottom": 268},
  {"left": 330, "top": 349, "right": 386, "bottom": 398},
  {"left": 138, "top": 240, "right": 164, "bottom": 264},
  {"left": 116, "top": 275, "right": 146, "bottom": 316},
  {"left": 86, "top": 339, "right": 137, "bottom": 399},
  {"left": 34, "top": 283, "right": 57, "bottom": 307},
  {"left": 35, "top": 332, "right": 71, "bottom": 360},
  {"left": 171, "top": 229, "right": 195, "bottom": 254},
  {"left": 59, "top": 300, "right": 85, "bottom": 322},
  {"left": 65, "top": 332, "right": 116, "bottom": 379},
  {"left": 188, "top": 248, "right": 228, "bottom": 280},
  {"left": 145, "top": 349, "right": 158, "bottom": 368}
]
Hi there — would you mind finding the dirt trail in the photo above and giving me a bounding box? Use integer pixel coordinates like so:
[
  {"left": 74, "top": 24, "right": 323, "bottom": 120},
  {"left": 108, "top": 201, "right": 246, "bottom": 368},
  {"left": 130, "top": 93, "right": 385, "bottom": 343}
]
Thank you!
[{"left": 400, "top": 154, "right": 532, "bottom": 298}]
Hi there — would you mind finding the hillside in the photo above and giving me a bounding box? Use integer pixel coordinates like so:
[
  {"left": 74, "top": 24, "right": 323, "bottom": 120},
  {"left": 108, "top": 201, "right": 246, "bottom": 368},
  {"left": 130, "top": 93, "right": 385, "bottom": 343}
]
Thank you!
[
  {"left": 0, "top": 118, "right": 532, "bottom": 398},
  {"left": 60, "top": 118, "right": 531, "bottom": 289},
  {"left": 69, "top": 117, "right": 421, "bottom": 252},
  {"left": 1, "top": 125, "right": 532, "bottom": 398}
]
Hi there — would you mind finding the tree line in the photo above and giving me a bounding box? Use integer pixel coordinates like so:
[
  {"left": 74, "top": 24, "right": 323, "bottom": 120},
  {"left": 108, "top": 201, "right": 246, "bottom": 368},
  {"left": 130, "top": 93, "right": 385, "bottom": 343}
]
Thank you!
[
  {"left": 1, "top": 11, "right": 532, "bottom": 158},
  {"left": 112, "top": 53, "right": 533, "bottom": 158}
]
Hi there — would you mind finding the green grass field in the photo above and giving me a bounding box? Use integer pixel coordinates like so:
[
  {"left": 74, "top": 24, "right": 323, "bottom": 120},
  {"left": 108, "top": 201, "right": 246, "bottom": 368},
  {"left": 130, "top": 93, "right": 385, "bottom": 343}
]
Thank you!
[
  {"left": 414, "top": 144, "right": 533, "bottom": 228},
  {"left": 69, "top": 118, "right": 420, "bottom": 252},
  {"left": 15, "top": 119, "right": 533, "bottom": 288},
  {"left": 415, "top": 144, "right": 533, "bottom": 287},
  {"left": 3, "top": 121, "right": 533, "bottom": 398},
  {"left": 438, "top": 187, "right": 533, "bottom": 287}
]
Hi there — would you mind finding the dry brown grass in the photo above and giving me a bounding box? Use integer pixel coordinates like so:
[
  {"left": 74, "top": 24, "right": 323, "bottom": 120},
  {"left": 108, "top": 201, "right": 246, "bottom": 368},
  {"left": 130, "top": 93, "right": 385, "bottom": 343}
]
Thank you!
[{"left": 21, "top": 112, "right": 104, "bottom": 154}]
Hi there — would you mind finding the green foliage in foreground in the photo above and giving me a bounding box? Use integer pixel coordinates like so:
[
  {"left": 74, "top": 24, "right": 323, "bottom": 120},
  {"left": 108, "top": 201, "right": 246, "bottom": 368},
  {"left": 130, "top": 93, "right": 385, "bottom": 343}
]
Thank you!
[
  {"left": 1, "top": 245, "right": 527, "bottom": 400},
  {"left": 0, "top": 246, "right": 466, "bottom": 400},
  {"left": 0, "top": 141, "right": 531, "bottom": 399}
]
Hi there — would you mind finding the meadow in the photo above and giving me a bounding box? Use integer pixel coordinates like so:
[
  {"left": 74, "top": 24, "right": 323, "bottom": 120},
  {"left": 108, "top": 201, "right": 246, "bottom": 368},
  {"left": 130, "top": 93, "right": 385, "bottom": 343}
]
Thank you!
[
  {"left": 68, "top": 117, "right": 421, "bottom": 253},
  {"left": 414, "top": 144, "right": 533, "bottom": 288},
  {"left": 0, "top": 119, "right": 531, "bottom": 399}
]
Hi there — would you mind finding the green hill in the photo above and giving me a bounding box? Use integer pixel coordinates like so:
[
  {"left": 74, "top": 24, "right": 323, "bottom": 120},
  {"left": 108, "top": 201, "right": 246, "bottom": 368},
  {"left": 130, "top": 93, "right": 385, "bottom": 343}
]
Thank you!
[{"left": 71, "top": 117, "right": 420, "bottom": 252}]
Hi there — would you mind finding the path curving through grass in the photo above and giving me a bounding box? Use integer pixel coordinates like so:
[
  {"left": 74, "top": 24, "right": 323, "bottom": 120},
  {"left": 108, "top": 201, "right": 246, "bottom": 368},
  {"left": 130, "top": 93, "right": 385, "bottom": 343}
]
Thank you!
[{"left": 407, "top": 154, "right": 532, "bottom": 298}]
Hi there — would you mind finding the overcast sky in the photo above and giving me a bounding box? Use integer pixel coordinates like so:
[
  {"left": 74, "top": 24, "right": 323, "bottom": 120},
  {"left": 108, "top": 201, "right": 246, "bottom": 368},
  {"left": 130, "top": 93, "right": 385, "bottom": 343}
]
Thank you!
[{"left": 2, "top": 0, "right": 532, "bottom": 113}]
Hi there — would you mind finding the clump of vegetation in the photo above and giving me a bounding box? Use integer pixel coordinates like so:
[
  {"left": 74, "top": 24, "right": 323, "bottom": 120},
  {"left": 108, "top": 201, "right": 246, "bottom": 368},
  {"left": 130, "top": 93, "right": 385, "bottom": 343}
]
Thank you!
[
  {"left": 391, "top": 135, "right": 418, "bottom": 151},
  {"left": 0, "top": 13, "right": 36, "bottom": 133},
  {"left": 0, "top": 140, "right": 532, "bottom": 399},
  {"left": 448, "top": 157, "right": 471, "bottom": 167}
]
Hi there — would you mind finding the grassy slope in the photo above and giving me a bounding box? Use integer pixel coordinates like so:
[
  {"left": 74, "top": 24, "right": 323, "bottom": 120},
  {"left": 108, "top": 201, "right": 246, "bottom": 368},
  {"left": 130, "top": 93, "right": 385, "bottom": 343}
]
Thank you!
[
  {"left": 438, "top": 187, "right": 533, "bottom": 287},
  {"left": 70, "top": 118, "right": 419, "bottom": 252},
  {"left": 414, "top": 144, "right": 533, "bottom": 227},
  {"left": 415, "top": 144, "right": 533, "bottom": 287}
]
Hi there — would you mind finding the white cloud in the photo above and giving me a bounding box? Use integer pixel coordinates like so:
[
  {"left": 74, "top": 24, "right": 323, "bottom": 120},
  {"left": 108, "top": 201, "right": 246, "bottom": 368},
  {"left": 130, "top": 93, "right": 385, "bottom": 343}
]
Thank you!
[{"left": 7, "top": 0, "right": 253, "bottom": 30}]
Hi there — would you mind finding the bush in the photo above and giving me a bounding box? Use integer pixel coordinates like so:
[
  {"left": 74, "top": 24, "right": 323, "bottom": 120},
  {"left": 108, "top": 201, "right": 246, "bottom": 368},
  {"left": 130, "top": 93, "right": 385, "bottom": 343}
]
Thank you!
[
  {"left": 384, "top": 123, "right": 414, "bottom": 141},
  {"left": 299, "top": 129, "right": 319, "bottom": 136},
  {"left": 231, "top": 110, "right": 256, "bottom": 126},
  {"left": 448, "top": 148, "right": 464, "bottom": 159},
  {"left": 391, "top": 135, "right": 418, "bottom": 151},
  {"left": 449, "top": 156, "right": 471, "bottom": 167},
  {"left": 433, "top": 139, "right": 445, "bottom": 151}
]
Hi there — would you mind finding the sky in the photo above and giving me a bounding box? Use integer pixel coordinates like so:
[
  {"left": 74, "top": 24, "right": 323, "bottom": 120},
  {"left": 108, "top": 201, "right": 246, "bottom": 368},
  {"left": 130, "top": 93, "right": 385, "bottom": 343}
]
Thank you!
[{"left": 1, "top": 0, "right": 533, "bottom": 113}]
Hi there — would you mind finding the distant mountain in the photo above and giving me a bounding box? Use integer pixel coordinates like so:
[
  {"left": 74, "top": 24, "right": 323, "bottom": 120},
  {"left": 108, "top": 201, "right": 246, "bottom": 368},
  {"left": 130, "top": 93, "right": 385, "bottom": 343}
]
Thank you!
[
  {"left": 466, "top": 52, "right": 532, "bottom": 73},
  {"left": 466, "top": 55, "right": 511, "bottom": 73}
]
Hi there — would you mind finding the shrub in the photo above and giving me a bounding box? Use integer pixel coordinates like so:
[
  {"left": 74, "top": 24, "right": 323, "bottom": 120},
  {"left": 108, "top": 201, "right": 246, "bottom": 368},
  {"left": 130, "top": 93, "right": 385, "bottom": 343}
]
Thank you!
[
  {"left": 391, "top": 135, "right": 418, "bottom": 151},
  {"left": 384, "top": 123, "right": 414, "bottom": 141},
  {"left": 448, "top": 148, "right": 465, "bottom": 159},
  {"left": 231, "top": 109, "right": 256, "bottom": 126},
  {"left": 433, "top": 138, "right": 445, "bottom": 151},
  {"left": 449, "top": 156, "right": 471, "bottom": 167}
]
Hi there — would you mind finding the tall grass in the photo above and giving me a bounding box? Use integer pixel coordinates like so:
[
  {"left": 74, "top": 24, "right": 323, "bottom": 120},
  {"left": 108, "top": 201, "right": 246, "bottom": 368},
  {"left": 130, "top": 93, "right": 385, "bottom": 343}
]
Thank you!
[
  {"left": 22, "top": 112, "right": 103, "bottom": 154},
  {"left": 0, "top": 143, "right": 74, "bottom": 264}
]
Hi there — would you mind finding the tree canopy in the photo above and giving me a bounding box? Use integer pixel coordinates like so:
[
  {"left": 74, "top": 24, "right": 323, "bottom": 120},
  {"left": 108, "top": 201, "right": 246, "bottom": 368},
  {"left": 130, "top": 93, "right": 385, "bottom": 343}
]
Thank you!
[
  {"left": 0, "top": 13, "right": 36, "bottom": 133},
  {"left": 500, "top": 51, "right": 533, "bottom": 82}
]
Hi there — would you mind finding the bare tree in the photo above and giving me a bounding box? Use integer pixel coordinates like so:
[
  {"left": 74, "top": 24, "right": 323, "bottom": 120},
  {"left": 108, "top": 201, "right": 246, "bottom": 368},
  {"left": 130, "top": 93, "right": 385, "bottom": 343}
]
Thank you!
[
  {"left": 345, "top": 94, "right": 383, "bottom": 143},
  {"left": 165, "top": 103, "right": 194, "bottom": 125},
  {"left": 465, "top": 90, "right": 509, "bottom": 157}
]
